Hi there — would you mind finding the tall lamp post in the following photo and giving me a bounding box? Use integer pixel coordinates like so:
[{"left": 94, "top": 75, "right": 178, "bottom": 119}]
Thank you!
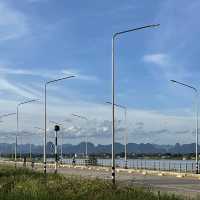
[
  {"left": 0, "top": 112, "right": 16, "bottom": 156},
  {"left": 16, "top": 99, "right": 39, "bottom": 163},
  {"left": 111, "top": 24, "right": 159, "bottom": 184},
  {"left": 170, "top": 79, "right": 199, "bottom": 174},
  {"left": 72, "top": 114, "right": 88, "bottom": 158},
  {"left": 20, "top": 131, "right": 36, "bottom": 160},
  {"left": 44, "top": 76, "right": 75, "bottom": 174},
  {"left": 0, "top": 113, "right": 16, "bottom": 159},
  {"left": 0, "top": 135, "right": 15, "bottom": 158},
  {"left": 106, "top": 101, "right": 128, "bottom": 168}
]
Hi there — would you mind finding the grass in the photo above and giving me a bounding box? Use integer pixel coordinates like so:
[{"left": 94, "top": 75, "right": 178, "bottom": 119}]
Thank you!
[{"left": 0, "top": 165, "right": 190, "bottom": 200}]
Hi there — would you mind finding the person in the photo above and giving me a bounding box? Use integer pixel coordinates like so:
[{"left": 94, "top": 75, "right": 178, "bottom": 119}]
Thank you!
[
  {"left": 23, "top": 157, "right": 26, "bottom": 167},
  {"left": 72, "top": 155, "right": 76, "bottom": 165},
  {"left": 31, "top": 160, "right": 34, "bottom": 170}
]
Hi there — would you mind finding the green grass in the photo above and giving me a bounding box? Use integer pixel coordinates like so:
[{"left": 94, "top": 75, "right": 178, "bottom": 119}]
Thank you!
[{"left": 0, "top": 165, "right": 188, "bottom": 200}]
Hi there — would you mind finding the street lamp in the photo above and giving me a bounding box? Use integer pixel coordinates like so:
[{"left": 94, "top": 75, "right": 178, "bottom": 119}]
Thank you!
[
  {"left": 0, "top": 112, "right": 16, "bottom": 131},
  {"left": 44, "top": 76, "right": 75, "bottom": 174},
  {"left": 111, "top": 24, "right": 159, "bottom": 184},
  {"left": 0, "top": 135, "right": 15, "bottom": 158},
  {"left": 16, "top": 99, "right": 39, "bottom": 162},
  {"left": 20, "top": 131, "right": 36, "bottom": 160},
  {"left": 170, "top": 79, "right": 199, "bottom": 174},
  {"left": 0, "top": 113, "right": 16, "bottom": 119},
  {"left": 106, "top": 101, "right": 128, "bottom": 168},
  {"left": 72, "top": 114, "right": 89, "bottom": 158}
]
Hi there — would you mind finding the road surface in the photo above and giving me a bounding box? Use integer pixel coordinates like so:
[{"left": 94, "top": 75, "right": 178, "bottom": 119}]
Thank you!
[
  {"left": 49, "top": 166, "right": 200, "bottom": 199},
  {"left": 2, "top": 161, "right": 200, "bottom": 198}
]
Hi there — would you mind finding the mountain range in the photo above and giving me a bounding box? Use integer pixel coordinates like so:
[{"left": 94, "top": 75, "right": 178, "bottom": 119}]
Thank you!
[{"left": 0, "top": 142, "right": 198, "bottom": 155}]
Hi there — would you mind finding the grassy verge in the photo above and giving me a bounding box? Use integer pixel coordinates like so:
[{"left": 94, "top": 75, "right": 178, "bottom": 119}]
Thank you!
[{"left": 0, "top": 165, "right": 189, "bottom": 200}]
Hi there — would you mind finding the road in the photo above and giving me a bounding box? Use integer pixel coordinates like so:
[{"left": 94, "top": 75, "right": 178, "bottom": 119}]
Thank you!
[
  {"left": 2, "top": 161, "right": 200, "bottom": 198},
  {"left": 48, "top": 166, "right": 200, "bottom": 199}
]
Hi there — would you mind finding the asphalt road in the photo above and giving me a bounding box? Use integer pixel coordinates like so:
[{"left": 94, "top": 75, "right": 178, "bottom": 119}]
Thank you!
[
  {"left": 49, "top": 167, "right": 200, "bottom": 199},
  {"left": 2, "top": 161, "right": 200, "bottom": 198}
]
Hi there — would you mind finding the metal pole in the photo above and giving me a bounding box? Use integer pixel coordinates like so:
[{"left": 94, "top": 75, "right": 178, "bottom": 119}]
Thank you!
[
  {"left": 171, "top": 80, "right": 199, "bottom": 174},
  {"left": 44, "top": 76, "right": 75, "bottom": 174},
  {"left": 105, "top": 102, "right": 127, "bottom": 169},
  {"left": 14, "top": 135, "right": 17, "bottom": 166},
  {"left": 55, "top": 130, "right": 58, "bottom": 174},
  {"left": 85, "top": 135, "right": 88, "bottom": 158},
  {"left": 111, "top": 24, "right": 159, "bottom": 184},
  {"left": 16, "top": 100, "right": 38, "bottom": 164},
  {"left": 71, "top": 114, "right": 88, "bottom": 159},
  {"left": 61, "top": 132, "right": 63, "bottom": 164},
  {"left": 17, "top": 106, "right": 19, "bottom": 158},
  {"left": 0, "top": 113, "right": 16, "bottom": 161},
  {"left": 124, "top": 108, "right": 128, "bottom": 168},
  {"left": 195, "top": 92, "right": 199, "bottom": 174},
  {"left": 112, "top": 35, "right": 115, "bottom": 184},
  {"left": 20, "top": 134, "right": 22, "bottom": 160},
  {"left": 29, "top": 143, "right": 32, "bottom": 160},
  {"left": 44, "top": 84, "right": 47, "bottom": 174},
  {"left": 15, "top": 106, "right": 19, "bottom": 166}
]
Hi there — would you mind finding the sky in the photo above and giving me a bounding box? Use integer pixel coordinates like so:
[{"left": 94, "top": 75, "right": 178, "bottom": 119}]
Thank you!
[{"left": 0, "top": 0, "right": 200, "bottom": 145}]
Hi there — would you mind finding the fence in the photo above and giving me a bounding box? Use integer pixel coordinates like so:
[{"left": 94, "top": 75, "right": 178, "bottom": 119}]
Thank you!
[{"left": 62, "top": 158, "right": 198, "bottom": 173}]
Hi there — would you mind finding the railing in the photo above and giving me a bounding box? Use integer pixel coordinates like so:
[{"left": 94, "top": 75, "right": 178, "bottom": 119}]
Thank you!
[
  {"left": 62, "top": 158, "right": 198, "bottom": 173},
  {"left": 1, "top": 157, "right": 198, "bottom": 174}
]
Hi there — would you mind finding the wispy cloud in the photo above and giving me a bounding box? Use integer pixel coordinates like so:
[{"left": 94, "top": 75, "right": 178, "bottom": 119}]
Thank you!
[
  {"left": 143, "top": 53, "right": 191, "bottom": 80},
  {"left": 0, "top": 64, "right": 98, "bottom": 82},
  {"left": 0, "top": 1, "right": 28, "bottom": 41},
  {"left": 0, "top": 63, "right": 99, "bottom": 99},
  {"left": 0, "top": 78, "right": 36, "bottom": 98},
  {"left": 0, "top": 67, "right": 34, "bottom": 76},
  {"left": 0, "top": 97, "right": 195, "bottom": 145},
  {"left": 143, "top": 53, "right": 169, "bottom": 66}
]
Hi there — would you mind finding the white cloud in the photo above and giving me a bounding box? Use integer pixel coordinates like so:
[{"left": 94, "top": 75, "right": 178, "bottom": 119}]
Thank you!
[
  {"left": 0, "top": 95, "right": 195, "bottom": 145},
  {"left": 143, "top": 53, "right": 191, "bottom": 80},
  {"left": 0, "top": 1, "right": 28, "bottom": 41},
  {"left": 143, "top": 53, "right": 169, "bottom": 66},
  {"left": 0, "top": 78, "right": 36, "bottom": 98},
  {"left": 0, "top": 67, "right": 34, "bottom": 75},
  {"left": 0, "top": 64, "right": 98, "bottom": 82}
]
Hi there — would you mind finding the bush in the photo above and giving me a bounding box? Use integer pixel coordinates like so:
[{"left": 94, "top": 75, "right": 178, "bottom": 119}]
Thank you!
[{"left": 0, "top": 165, "right": 184, "bottom": 200}]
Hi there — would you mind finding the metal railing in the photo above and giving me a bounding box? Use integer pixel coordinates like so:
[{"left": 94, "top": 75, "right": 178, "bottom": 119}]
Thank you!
[{"left": 62, "top": 158, "right": 197, "bottom": 173}]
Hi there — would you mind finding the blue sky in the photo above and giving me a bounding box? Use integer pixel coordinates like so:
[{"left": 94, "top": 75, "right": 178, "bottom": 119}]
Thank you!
[{"left": 0, "top": 0, "right": 200, "bottom": 145}]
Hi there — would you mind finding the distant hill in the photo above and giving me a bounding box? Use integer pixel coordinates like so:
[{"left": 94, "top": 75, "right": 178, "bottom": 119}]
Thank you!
[{"left": 0, "top": 142, "right": 198, "bottom": 155}]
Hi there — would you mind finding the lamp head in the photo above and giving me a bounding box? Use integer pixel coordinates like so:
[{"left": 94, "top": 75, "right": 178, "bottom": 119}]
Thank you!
[{"left": 170, "top": 80, "right": 176, "bottom": 83}]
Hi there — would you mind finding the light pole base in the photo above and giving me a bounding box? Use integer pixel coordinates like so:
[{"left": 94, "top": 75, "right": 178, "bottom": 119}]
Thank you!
[
  {"left": 195, "top": 163, "right": 198, "bottom": 174},
  {"left": 112, "top": 166, "right": 115, "bottom": 185},
  {"left": 124, "top": 160, "right": 128, "bottom": 169},
  {"left": 44, "top": 162, "right": 47, "bottom": 174}
]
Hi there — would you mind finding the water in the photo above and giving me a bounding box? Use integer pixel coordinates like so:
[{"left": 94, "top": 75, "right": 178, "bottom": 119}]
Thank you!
[{"left": 61, "top": 158, "right": 197, "bottom": 173}]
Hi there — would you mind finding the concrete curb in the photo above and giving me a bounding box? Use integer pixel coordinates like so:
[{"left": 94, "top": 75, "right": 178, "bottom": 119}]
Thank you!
[{"left": 1, "top": 160, "right": 200, "bottom": 179}]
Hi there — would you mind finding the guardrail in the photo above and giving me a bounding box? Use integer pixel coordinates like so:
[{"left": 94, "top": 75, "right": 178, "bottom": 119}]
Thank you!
[
  {"left": 0, "top": 158, "right": 199, "bottom": 174},
  {"left": 62, "top": 158, "right": 198, "bottom": 173}
]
